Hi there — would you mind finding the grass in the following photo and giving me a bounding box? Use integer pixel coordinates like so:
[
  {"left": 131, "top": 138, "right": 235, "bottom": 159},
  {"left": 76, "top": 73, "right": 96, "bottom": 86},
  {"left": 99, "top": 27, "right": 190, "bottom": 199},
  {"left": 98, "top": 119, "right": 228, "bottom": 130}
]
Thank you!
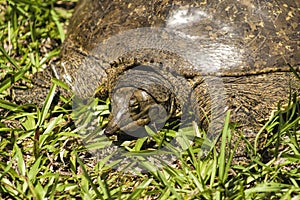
[{"left": 0, "top": 0, "right": 300, "bottom": 199}]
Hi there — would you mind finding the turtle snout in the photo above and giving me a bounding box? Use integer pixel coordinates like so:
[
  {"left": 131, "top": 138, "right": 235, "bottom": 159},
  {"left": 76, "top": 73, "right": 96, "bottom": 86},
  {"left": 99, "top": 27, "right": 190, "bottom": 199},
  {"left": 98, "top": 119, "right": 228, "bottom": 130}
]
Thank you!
[
  {"left": 104, "top": 107, "right": 128, "bottom": 136},
  {"left": 104, "top": 119, "right": 120, "bottom": 135},
  {"left": 104, "top": 88, "right": 158, "bottom": 137}
]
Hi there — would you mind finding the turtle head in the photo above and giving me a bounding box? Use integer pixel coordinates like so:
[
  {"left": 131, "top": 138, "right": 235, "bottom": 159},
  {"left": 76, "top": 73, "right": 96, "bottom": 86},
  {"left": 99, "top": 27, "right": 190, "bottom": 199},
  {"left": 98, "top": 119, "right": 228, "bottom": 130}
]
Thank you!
[{"left": 104, "top": 86, "right": 174, "bottom": 137}]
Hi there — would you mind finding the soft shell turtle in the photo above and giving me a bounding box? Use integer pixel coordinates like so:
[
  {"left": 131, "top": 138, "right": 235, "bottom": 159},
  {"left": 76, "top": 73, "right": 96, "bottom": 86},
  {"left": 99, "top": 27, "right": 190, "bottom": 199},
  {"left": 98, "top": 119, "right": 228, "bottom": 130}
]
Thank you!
[{"left": 15, "top": 0, "right": 300, "bottom": 152}]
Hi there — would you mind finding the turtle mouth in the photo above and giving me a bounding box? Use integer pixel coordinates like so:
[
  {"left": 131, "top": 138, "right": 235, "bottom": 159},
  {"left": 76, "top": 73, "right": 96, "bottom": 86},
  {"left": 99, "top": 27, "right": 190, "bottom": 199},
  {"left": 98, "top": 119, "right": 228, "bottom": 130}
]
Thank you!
[
  {"left": 104, "top": 116, "right": 151, "bottom": 137},
  {"left": 104, "top": 102, "right": 170, "bottom": 137}
]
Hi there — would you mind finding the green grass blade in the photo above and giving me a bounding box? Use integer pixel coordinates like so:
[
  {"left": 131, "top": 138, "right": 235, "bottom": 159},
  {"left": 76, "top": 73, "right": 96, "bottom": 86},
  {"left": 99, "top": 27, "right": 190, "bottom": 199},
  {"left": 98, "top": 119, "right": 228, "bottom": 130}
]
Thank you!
[
  {"left": 27, "top": 156, "right": 42, "bottom": 182},
  {"left": 218, "top": 110, "right": 231, "bottom": 183},
  {"left": 0, "top": 99, "right": 23, "bottom": 111},
  {"left": 0, "top": 45, "right": 20, "bottom": 70},
  {"left": 76, "top": 153, "right": 104, "bottom": 200},
  {"left": 0, "top": 63, "right": 30, "bottom": 93},
  {"left": 50, "top": 9, "right": 65, "bottom": 42},
  {"left": 127, "top": 178, "right": 153, "bottom": 199},
  {"left": 37, "top": 83, "right": 57, "bottom": 127},
  {"left": 14, "top": 144, "right": 26, "bottom": 177}
]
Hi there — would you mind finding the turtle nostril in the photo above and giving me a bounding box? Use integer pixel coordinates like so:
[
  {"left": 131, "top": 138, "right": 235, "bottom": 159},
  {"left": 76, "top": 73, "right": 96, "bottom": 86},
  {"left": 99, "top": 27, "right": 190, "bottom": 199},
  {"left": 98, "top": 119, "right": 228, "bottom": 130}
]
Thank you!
[
  {"left": 104, "top": 127, "right": 113, "bottom": 135},
  {"left": 104, "top": 125, "right": 119, "bottom": 135}
]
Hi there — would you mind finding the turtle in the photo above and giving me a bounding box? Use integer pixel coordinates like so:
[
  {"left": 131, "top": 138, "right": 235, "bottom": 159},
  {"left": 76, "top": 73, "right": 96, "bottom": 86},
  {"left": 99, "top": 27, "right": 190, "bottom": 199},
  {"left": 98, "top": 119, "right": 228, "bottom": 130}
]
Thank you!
[{"left": 14, "top": 0, "right": 300, "bottom": 156}]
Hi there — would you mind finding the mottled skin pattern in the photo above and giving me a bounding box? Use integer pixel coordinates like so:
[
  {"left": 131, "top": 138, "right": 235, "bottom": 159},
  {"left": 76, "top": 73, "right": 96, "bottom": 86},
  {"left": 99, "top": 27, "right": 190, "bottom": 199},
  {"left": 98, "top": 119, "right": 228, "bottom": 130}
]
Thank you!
[{"left": 14, "top": 0, "right": 300, "bottom": 155}]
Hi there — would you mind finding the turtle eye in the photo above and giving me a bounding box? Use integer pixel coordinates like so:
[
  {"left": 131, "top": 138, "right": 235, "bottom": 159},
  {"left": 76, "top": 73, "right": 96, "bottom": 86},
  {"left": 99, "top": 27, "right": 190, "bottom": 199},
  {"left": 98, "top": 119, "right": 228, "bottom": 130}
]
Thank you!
[
  {"left": 128, "top": 90, "right": 156, "bottom": 120},
  {"left": 129, "top": 97, "right": 141, "bottom": 114}
]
